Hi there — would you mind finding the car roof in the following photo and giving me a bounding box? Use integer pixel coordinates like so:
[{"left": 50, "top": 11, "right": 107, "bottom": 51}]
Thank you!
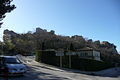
[{"left": 0, "top": 56, "right": 16, "bottom": 58}]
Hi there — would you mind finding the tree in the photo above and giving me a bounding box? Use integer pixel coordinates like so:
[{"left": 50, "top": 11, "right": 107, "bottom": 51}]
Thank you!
[
  {"left": 70, "top": 43, "right": 74, "bottom": 51},
  {"left": 50, "top": 30, "right": 55, "bottom": 35},
  {"left": 0, "top": 0, "right": 16, "bottom": 27},
  {"left": 41, "top": 42, "right": 45, "bottom": 50}
]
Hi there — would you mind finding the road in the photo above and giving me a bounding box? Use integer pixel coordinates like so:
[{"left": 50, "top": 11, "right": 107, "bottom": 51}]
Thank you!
[{"left": 0, "top": 55, "right": 120, "bottom": 80}]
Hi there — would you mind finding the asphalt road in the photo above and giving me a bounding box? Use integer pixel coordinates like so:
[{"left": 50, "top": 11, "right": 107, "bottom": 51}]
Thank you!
[
  {"left": 0, "top": 64, "right": 72, "bottom": 80},
  {"left": 0, "top": 63, "right": 120, "bottom": 80},
  {"left": 0, "top": 55, "right": 120, "bottom": 80}
]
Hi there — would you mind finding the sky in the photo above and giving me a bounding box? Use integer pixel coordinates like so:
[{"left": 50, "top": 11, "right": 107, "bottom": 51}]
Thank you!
[{"left": 0, "top": 0, "right": 120, "bottom": 52}]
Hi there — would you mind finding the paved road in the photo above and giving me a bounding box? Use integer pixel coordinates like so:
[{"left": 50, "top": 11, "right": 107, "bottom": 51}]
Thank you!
[
  {"left": 0, "top": 55, "right": 120, "bottom": 80},
  {"left": 1, "top": 63, "right": 120, "bottom": 80},
  {"left": 0, "top": 64, "right": 68, "bottom": 80}
]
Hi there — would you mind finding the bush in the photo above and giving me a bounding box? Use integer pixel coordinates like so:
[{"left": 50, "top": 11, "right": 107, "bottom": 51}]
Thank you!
[
  {"left": 35, "top": 50, "right": 113, "bottom": 71},
  {"left": 35, "top": 50, "right": 42, "bottom": 62},
  {"left": 71, "top": 55, "right": 113, "bottom": 71},
  {"left": 41, "top": 51, "right": 60, "bottom": 66},
  {"left": 35, "top": 50, "right": 60, "bottom": 66}
]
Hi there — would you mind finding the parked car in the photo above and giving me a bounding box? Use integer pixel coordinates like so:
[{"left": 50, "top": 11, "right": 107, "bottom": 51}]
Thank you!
[{"left": 0, "top": 56, "right": 27, "bottom": 76}]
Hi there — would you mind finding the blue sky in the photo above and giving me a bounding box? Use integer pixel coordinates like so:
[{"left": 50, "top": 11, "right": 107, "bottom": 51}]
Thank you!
[{"left": 0, "top": 0, "right": 120, "bottom": 52}]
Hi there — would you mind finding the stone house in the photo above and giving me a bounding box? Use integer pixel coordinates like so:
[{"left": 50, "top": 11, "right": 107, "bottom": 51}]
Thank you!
[
  {"left": 76, "top": 49, "right": 101, "bottom": 61},
  {"left": 66, "top": 49, "right": 101, "bottom": 61}
]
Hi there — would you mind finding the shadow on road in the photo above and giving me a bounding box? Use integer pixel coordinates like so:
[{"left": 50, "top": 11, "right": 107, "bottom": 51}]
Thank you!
[
  {"left": 33, "top": 64, "right": 120, "bottom": 78},
  {"left": 0, "top": 71, "right": 69, "bottom": 80},
  {"left": 26, "top": 66, "right": 70, "bottom": 80}
]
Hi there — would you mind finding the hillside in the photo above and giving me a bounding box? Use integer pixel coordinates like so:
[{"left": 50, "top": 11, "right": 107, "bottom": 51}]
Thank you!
[{"left": 1, "top": 27, "right": 120, "bottom": 65}]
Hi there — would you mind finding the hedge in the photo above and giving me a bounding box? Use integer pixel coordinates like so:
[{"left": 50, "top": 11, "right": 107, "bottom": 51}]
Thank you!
[{"left": 35, "top": 50, "right": 113, "bottom": 71}]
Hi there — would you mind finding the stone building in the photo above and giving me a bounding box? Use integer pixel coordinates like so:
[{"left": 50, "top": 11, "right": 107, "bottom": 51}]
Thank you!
[{"left": 66, "top": 49, "right": 101, "bottom": 61}]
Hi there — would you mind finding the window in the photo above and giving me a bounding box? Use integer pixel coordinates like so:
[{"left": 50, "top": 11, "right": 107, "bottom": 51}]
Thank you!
[{"left": 4, "top": 57, "right": 21, "bottom": 64}]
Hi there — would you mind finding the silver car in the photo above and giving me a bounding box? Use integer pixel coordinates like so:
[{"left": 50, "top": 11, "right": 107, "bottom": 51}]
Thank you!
[{"left": 0, "top": 56, "right": 27, "bottom": 76}]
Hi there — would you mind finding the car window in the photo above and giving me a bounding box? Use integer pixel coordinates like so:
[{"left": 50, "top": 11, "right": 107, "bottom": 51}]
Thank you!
[{"left": 4, "top": 57, "right": 21, "bottom": 64}]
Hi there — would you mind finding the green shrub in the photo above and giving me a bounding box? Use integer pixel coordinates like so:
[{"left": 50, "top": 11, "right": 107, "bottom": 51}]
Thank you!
[
  {"left": 35, "top": 50, "right": 42, "bottom": 62},
  {"left": 35, "top": 50, "right": 113, "bottom": 71},
  {"left": 71, "top": 55, "right": 113, "bottom": 71},
  {"left": 41, "top": 51, "right": 60, "bottom": 66}
]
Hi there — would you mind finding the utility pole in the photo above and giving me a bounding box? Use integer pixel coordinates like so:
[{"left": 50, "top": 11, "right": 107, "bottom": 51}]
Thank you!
[
  {"left": 69, "top": 55, "right": 71, "bottom": 68},
  {"left": 56, "top": 51, "right": 64, "bottom": 68},
  {"left": 60, "top": 56, "right": 62, "bottom": 67}
]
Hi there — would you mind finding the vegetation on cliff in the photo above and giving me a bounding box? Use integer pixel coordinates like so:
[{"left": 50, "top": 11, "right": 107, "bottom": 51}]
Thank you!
[{"left": 0, "top": 27, "right": 120, "bottom": 65}]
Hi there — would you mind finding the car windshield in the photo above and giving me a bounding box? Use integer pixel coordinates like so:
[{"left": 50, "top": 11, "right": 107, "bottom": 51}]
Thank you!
[{"left": 4, "top": 57, "right": 21, "bottom": 64}]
